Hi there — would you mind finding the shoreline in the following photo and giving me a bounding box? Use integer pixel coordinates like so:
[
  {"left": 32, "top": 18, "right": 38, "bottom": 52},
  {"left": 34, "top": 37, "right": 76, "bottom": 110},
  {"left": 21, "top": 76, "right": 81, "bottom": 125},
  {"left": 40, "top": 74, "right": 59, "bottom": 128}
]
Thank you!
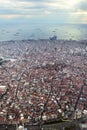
[{"left": 0, "top": 38, "right": 87, "bottom": 41}]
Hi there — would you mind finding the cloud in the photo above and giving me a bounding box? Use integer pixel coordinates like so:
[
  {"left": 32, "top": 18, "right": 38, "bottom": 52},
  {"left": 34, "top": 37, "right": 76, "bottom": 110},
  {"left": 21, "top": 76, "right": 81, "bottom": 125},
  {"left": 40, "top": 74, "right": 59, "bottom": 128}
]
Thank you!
[
  {"left": 0, "top": 0, "right": 87, "bottom": 23},
  {"left": 0, "top": 14, "right": 19, "bottom": 19},
  {"left": 0, "top": 0, "right": 77, "bottom": 14},
  {"left": 71, "top": 0, "right": 87, "bottom": 23},
  {"left": 77, "top": 0, "right": 87, "bottom": 11}
]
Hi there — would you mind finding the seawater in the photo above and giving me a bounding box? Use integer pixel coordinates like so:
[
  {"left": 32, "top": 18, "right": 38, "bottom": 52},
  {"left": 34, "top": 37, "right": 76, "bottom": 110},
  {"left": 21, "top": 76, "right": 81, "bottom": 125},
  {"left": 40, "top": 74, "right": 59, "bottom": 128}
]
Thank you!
[{"left": 0, "top": 23, "right": 87, "bottom": 41}]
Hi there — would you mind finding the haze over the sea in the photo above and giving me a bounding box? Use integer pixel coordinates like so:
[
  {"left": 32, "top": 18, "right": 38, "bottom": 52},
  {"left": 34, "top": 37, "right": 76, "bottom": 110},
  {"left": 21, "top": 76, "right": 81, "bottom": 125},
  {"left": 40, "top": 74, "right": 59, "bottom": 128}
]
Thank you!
[{"left": 0, "top": 0, "right": 87, "bottom": 41}]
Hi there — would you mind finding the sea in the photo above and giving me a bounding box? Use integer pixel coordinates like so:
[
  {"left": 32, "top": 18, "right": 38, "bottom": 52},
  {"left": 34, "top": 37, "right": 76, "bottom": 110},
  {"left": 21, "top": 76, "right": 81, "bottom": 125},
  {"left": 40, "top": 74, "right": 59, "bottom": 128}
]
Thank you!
[{"left": 0, "top": 23, "right": 87, "bottom": 41}]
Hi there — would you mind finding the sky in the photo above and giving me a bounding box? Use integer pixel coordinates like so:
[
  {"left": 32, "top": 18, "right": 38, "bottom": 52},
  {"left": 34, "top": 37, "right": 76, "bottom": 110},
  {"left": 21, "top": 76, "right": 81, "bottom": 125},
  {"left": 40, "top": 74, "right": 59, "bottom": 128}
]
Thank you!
[{"left": 0, "top": 0, "right": 87, "bottom": 24}]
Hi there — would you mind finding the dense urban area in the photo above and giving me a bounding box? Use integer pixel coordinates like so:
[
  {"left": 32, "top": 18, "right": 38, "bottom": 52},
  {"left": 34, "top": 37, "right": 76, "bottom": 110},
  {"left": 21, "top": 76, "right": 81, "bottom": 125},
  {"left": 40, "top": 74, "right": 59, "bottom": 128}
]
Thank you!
[{"left": 0, "top": 39, "right": 87, "bottom": 127}]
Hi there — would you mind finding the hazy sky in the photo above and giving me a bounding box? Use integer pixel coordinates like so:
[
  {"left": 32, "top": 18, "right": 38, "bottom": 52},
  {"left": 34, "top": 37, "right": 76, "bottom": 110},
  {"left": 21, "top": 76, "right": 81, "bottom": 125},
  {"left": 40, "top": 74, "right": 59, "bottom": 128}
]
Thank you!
[{"left": 0, "top": 0, "right": 87, "bottom": 24}]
